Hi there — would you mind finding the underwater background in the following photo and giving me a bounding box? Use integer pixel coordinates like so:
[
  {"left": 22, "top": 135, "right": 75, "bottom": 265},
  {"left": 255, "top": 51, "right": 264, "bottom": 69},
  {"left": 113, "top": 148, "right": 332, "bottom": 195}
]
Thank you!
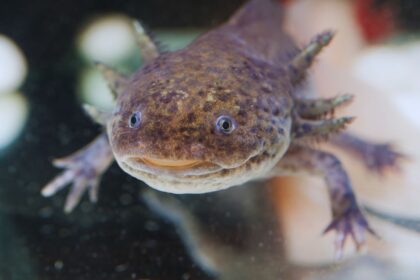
[{"left": 1, "top": 0, "right": 420, "bottom": 279}]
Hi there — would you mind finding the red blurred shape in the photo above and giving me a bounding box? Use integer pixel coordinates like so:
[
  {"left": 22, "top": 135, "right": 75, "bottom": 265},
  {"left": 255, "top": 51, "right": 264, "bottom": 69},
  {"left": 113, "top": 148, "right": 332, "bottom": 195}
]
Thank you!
[{"left": 354, "top": 0, "right": 395, "bottom": 42}]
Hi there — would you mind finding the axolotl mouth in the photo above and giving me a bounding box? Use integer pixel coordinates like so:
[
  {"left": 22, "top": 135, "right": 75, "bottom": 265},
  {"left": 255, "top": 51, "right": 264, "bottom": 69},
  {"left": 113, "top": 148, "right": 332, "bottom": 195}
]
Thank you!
[
  {"left": 124, "top": 157, "right": 223, "bottom": 176},
  {"left": 118, "top": 153, "right": 273, "bottom": 194}
]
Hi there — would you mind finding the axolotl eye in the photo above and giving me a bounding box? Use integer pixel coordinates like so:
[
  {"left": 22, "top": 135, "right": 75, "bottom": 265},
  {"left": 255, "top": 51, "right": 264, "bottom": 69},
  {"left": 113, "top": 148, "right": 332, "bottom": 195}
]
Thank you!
[
  {"left": 216, "top": 115, "right": 236, "bottom": 134},
  {"left": 129, "top": 111, "right": 141, "bottom": 128}
]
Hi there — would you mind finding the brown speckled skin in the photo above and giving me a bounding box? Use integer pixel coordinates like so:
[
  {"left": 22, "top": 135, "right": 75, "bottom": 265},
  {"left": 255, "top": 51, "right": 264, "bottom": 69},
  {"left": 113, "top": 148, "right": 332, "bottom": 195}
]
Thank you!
[{"left": 108, "top": 0, "right": 296, "bottom": 191}]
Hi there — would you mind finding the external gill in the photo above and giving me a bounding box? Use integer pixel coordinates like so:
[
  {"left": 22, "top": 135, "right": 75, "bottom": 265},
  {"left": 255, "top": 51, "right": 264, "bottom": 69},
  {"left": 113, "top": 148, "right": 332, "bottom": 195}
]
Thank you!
[
  {"left": 287, "top": 30, "right": 335, "bottom": 85},
  {"left": 292, "top": 94, "right": 355, "bottom": 143},
  {"left": 293, "top": 116, "right": 355, "bottom": 143},
  {"left": 93, "top": 19, "right": 163, "bottom": 99},
  {"left": 93, "top": 62, "right": 128, "bottom": 98},
  {"left": 82, "top": 104, "right": 112, "bottom": 125},
  {"left": 132, "top": 20, "right": 163, "bottom": 62},
  {"left": 295, "top": 94, "right": 354, "bottom": 119}
]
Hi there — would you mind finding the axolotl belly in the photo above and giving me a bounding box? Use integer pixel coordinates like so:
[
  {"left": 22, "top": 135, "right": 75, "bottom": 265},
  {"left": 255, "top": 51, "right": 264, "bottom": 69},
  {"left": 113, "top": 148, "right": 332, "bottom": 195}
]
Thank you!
[{"left": 42, "top": 0, "right": 402, "bottom": 255}]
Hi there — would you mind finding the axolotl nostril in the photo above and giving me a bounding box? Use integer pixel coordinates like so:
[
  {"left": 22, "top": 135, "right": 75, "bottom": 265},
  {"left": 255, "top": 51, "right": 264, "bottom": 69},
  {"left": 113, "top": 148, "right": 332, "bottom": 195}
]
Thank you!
[{"left": 41, "top": 0, "right": 403, "bottom": 255}]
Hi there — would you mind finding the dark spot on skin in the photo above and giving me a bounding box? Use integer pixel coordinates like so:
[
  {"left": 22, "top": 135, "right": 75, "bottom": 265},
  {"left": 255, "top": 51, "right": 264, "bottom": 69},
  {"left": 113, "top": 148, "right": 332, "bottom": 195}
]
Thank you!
[
  {"left": 272, "top": 108, "right": 280, "bottom": 116},
  {"left": 198, "top": 90, "right": 205, "bottom": 97},
  {"left": 266, "top": 71, "right": 277, "bottom": 80},
  {"left": 207, "top": 66, "right": 222, "bottom": 74},
  {"left": 188, "top": 97, "right": 198, "bottom": 106},
  {"left": 301, "top": 123, "right": 311, "bottom": 133},
  {"left": 244, "top": 98, "right": 253, "bottom": 107},
  {"left": 277, "top": 127, "right": 285, "bottom": 135},
  {"left": 168, "top": 104, "right": 178, "bottom": 113},
  {"left": 250, "top": 71, "right": 260, "bottom": 81},
  {"left": 238, "top": 110, "right": 247, "bottom": 118},
  {"left": 187, "top": 112, "right": 196, "bottom": 123},
  {"left": 179, "top": 127, "right": 197, "bottom": 134},
  {"left": 203, "top": 102, "right": 213, "bottom": 112},
  {"left": 265, "top": 126, "right": 274, "bottom": 133},
  {"left": 242, "top": 60, "right": 251, "bottom": 69},
  {"left": 231, "top": 66, "right": 242, "bottom": 74},
  {"left": 161, "top": 149, "right": 170, "bottom": 158},
  {"left": 270, "top": 136, "right": 278, "bottom": 144},
  {"left": 160, "top": 91, "right": 178, "bottom": 104},
  {"left": 238, "top": 89, "right": 247, "bottom": 96},
  {"left": 217, "top": 92, "right": 230, "bottom": 102},
  {"left": 154, "top": 120, "right": 162, "bottom": 129},
  {"left": 221, "top": 169, "right": 230, "bottom": 175},
  {"left": 250, "top": 126, "right": 259, "bottom": 133}
]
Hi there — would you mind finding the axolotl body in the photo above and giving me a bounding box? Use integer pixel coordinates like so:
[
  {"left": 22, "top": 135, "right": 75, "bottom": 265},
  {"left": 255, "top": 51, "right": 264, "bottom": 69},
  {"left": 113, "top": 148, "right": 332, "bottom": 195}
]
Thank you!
[{"left": 42, "top": 0, "right": 401, "bottom": 254}]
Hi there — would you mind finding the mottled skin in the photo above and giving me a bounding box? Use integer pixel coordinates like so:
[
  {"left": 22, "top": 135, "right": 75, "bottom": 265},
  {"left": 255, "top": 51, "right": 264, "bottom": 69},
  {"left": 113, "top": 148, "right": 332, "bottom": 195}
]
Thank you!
[
  {"left": 110, "top": 16, "right": 294, "bottom": 193},
  {"left": 42, "top": 0, "right": 403, "bottom": 257}
]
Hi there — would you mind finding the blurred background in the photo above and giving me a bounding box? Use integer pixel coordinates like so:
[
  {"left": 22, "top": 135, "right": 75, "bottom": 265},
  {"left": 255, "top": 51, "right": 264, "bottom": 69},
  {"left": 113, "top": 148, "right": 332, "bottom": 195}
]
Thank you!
[{"left": 0, "top": 0, "right": 419, "bottom": 279}]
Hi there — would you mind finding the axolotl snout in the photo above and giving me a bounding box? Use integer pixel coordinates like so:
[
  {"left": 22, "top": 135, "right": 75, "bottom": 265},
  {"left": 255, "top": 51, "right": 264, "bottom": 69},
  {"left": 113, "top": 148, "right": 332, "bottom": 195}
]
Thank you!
[{"left": 42, "top": 0, "right": 402, "bottom": 255}]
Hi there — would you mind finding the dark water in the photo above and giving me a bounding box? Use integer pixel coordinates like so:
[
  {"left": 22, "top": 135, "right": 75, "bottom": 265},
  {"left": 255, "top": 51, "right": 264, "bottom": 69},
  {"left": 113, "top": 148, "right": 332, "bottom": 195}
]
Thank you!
[{"left": 0, "top": 1, "right": 254, "bottom": 279}]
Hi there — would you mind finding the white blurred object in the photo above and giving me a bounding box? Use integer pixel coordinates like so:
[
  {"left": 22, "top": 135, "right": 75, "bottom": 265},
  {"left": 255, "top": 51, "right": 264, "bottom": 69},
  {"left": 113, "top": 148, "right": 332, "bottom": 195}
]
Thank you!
[
  {"left": 78, "top": 15, "right": 137, "bottom": 64},
  {"left": 78, "top": 68, "right": 114, "bottom": 111},
  {"left": 353, "top": 43, "right": 420, "bottom": 129},
  {"left": 0, "top": 92, "right": 28, "bottom": 149},
  {"left": 0, "top": 35, "right": 27, "bottom": 94}
]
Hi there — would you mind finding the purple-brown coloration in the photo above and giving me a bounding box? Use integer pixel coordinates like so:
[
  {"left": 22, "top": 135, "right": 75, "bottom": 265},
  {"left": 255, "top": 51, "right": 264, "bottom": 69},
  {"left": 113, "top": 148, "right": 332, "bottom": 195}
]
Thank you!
[{"left": 42, "top": 0, "right": 403, "bottom": 258}]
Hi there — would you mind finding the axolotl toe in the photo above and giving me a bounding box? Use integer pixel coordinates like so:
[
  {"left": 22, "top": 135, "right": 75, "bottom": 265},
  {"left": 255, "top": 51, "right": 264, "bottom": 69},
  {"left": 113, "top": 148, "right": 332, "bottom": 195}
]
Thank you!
[{"left": 42, "top": 0, "right": 403, "bottom": 255}]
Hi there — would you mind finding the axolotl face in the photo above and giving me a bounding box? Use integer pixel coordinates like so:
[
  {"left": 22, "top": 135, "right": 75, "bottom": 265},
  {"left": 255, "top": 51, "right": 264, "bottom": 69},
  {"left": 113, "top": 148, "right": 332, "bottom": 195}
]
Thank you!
[{"left": 107, "top": 50, "right": 293, "bottom": 193}]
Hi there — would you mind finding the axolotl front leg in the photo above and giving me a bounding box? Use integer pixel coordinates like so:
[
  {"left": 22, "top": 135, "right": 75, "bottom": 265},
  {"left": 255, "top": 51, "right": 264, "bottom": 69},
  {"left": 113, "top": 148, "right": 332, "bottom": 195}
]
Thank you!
[
  {"left": 42, "top": 133, "right": 114, "bottom": 212},
  {"left": 276, "top": 146, "right": 376, "bottom": 257}
]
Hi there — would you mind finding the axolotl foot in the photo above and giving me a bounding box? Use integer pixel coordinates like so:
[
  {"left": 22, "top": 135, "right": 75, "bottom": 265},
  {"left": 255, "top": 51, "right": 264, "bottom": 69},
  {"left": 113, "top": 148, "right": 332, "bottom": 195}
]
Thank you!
[
  {"left": 278, "top": 147, "right": 378, "bottom": 257},
  {"left": 361, "top": 143, "right": 404, "bottom": 174},
  {"left": 324, "top": 204, "right": 376, "bottom": 259},
  {"left": 41, "top": 133, "right": 114, "bottom": 213},
  {"left": 332, "top": 133, "right": 405, "bottom": 174}
]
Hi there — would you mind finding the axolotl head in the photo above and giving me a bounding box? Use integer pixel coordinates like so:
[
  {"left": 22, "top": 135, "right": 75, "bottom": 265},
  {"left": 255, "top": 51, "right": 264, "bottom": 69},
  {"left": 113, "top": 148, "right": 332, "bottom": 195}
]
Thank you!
[{"left": 108, "top": 50, "right": 293, "bottom": 193}]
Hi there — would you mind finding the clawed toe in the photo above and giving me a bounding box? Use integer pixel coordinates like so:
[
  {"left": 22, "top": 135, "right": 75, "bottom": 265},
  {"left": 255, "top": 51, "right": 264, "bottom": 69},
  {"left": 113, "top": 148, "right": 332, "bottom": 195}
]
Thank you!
[{"left": 324, "top": 208, "right": 377, "bottom": 259}]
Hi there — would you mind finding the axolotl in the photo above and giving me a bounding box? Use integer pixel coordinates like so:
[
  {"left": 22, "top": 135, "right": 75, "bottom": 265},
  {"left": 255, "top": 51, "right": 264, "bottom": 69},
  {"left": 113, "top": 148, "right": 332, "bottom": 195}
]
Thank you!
[{"left": 42, "top": 0, "right": 402, "bottom": 254}]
